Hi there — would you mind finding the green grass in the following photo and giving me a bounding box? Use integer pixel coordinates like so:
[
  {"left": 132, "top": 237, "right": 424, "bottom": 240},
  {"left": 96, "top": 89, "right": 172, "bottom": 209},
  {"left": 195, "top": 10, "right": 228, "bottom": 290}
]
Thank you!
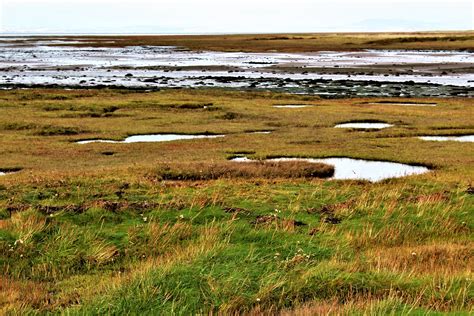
[{"left": 0, "top": 88, "right": 472, "bottom": 314}]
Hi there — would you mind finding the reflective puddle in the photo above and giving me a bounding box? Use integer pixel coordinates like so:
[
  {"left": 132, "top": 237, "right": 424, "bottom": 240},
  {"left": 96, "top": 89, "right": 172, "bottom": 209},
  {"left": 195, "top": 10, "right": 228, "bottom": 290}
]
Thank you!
[
  {"left": 369, "top": 102, "right": 437, "bottom": 107},
  {"left": 231, "top": 157, "right": 429, "bottom": 182},
  {"left": 419, "top": 135, "right": 474, "bottom": 142},
  {"left": 77, "top": 134, "right": 225, "bottom": 144},
  {"left": 248, "top": 131, "right": 272, "bottom": 134},
  {"left": 273, "top": 105, "right": 310, "bottom": 108},
  {"left": 335, "top": 123, "right": 393, "bottom": 129}
]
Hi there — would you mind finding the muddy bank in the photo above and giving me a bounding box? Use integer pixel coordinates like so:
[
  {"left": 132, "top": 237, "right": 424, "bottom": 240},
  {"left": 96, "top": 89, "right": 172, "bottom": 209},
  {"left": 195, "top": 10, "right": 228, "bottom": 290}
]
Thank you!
[{"left": 2, "top": 77, "right": 472, "bottom": 98}]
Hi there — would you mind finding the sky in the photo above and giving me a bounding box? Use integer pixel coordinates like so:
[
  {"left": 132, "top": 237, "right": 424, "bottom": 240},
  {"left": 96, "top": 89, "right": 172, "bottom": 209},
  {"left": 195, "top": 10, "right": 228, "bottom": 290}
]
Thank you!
[{"left": 1, "top": 0, "right": 473, "bottom": 34}]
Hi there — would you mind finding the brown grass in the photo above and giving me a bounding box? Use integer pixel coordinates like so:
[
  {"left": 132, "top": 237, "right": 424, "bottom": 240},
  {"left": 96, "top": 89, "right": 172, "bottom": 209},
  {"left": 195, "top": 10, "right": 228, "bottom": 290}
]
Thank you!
[
  {"left": 0, "top": 277, "right": 50, "bottom": 313},
  {"left": 363, "top": 243, "right": 474, "bottom": 276}
]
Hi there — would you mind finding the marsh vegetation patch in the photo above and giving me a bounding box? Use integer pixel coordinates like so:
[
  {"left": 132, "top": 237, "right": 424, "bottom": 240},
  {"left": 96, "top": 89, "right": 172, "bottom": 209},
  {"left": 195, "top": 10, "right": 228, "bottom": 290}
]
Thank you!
[
  {"left": 0, "top": 88, "right": 472, "bottom": 314},
  {"left": 164, "top": 102, "right": 217, "bottom": 110},
  {"left": 154, "top": 161, "right": 334, "bottom": 180},
  {"left": 35, "top": 126, "right": 88, "bottom": 136}
]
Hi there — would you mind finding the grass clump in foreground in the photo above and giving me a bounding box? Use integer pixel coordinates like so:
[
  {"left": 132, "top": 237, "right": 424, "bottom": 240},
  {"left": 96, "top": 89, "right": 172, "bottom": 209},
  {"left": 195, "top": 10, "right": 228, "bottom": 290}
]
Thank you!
[
  {"left": 154, "top": 161, "right": 334, "bottom": 180},
  {"left": 0, "top": 88, "right": 472, "bottom": 314}
]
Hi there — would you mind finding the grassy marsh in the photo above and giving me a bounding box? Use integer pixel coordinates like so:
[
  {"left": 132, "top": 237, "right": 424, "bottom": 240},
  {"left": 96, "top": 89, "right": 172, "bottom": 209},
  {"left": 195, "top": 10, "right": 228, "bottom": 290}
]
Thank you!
[
  {"left": 0, "top": 88, "right": 473, "bottom": 314},
  {"left": 53, "top": 31, "right": 474, "bottom": 52}
]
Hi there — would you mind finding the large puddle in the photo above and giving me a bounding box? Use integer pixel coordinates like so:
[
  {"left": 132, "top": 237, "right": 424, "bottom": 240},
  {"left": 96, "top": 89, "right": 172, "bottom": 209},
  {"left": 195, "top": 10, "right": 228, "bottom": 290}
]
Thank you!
[
  {"left": 419, "top": 135, "right": 474, "bottom": 142},
  {"left": 335, "top": 123, "right": 393, "bottom": 129},
  {"left": 247, "top": 131, "right": 273, "bottom": 134},
  {"left": 77, "top": 134, "right": 225, "bottom": 144},
  {"left": 273, "top": 104, "right": 310, "bottom": 108},
  {"left": 231, "top": 157, "right": 429, "bottom": 182},
  {"left": 0, "top": 37, "right": 473, "bottom": 98},
  {"left": 369, "top": 102, "right": 437, "bottom": 107}
]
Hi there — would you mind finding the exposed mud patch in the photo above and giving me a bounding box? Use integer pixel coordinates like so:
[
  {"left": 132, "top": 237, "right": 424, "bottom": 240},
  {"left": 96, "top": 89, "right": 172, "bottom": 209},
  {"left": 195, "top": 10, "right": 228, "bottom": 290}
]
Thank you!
[{"left": 252, "top": 215, "right": 307, "bottom": 228}]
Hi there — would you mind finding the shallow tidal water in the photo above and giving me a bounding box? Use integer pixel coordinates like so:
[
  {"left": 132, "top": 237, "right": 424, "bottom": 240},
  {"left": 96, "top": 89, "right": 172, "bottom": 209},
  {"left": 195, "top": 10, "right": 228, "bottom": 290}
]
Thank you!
[
  {"left": 231, "top": 157, "right": 429, "bottom": 182},
  {"left": 0, "top": 37, "right": 473, "bottom": 97}
]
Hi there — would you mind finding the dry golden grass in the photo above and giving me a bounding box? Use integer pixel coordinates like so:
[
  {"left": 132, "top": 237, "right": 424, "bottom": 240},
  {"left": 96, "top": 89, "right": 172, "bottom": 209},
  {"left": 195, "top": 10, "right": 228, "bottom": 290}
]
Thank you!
[
  {"left": 8, "top": 210, "right": 47, "bottom": 245},
  {"left": 0, "top": 277, "right": 50, "bottom": 313},
  {"left": 363, "top": 243, "right": 473, "bottom": 276}
]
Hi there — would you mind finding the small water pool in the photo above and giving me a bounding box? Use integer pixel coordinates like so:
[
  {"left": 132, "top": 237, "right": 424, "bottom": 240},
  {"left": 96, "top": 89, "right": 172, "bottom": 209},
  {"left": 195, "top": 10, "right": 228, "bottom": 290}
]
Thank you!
[
  {"left": 335, "top": 123, "right": 393, "bottom": 129},
  {"left": 77, "top": 134, "right": 225, "bottom": 144},
  {"left": 273, "top": 105, "right": 310, "bottom": 109},
  {"left": 369, "top": 102, "right": 437, "bottom": 107},
  {"left": 418, "top": 135, "right": 474, "bottom": 142}
]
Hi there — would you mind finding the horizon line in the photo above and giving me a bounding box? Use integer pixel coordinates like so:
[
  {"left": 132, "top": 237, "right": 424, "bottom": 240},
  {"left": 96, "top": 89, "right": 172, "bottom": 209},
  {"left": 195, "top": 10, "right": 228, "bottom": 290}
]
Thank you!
[{"left": 1, "top": 29, "right": 473, "bottom": 37}]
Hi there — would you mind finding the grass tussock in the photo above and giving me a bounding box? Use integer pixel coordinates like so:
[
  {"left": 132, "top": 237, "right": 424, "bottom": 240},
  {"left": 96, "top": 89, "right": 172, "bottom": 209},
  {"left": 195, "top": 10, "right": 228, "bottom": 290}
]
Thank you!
[
  {"left": 154, "top": 161, "right": 334, "bottom": 180},
  {"left": 1, "top": 122, "right": 39, "bottom": 131},
  {"left": 34, "top": 125, "right": 87, "bottom": 136},
  {"left": 165, "top": 102, "right": 216, "bottom": 110},
  {"left": 59, "top": 105, "right": 122, "bottom": 118}
]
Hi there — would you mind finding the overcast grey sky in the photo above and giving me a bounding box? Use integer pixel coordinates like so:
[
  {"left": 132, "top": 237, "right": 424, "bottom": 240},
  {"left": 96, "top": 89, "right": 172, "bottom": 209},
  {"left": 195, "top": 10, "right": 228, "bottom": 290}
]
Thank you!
[{"left": 1, "top": 0, "right": 472, "bottom": 34}]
